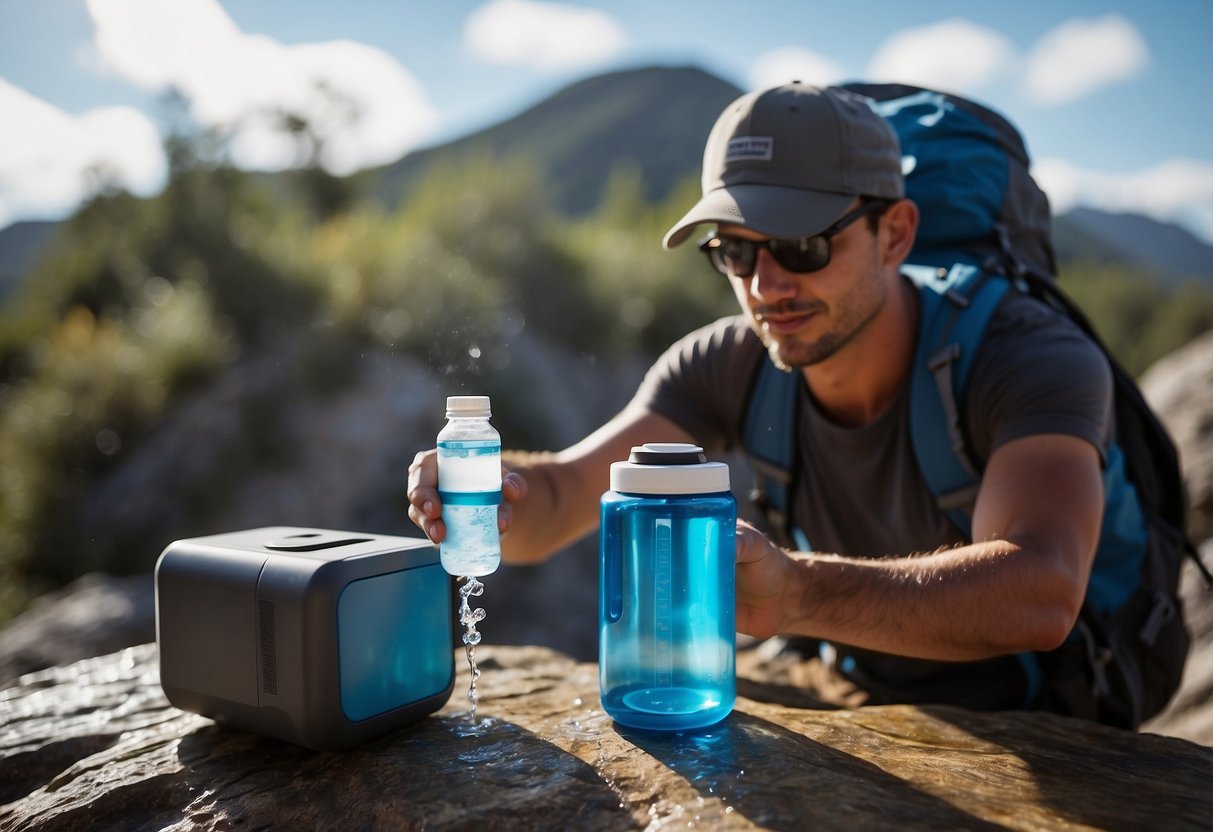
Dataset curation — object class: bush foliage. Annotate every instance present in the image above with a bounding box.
[1057,264,1213,377]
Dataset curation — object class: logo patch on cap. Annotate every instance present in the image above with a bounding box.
[726,136,774,162]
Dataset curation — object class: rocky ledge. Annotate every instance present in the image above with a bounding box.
[2,644,1210,831]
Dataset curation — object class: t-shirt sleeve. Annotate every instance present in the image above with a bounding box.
[628,315,764,453]
[964,293,1114,465]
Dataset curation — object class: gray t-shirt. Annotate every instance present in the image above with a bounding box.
[629,282,1114,707]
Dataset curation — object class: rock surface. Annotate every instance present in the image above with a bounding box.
[1140,328,1213,541]
[2,644,1210,831]
[0,574,154,688]
[1142,545,1213,744]
[1136,332,1213,745]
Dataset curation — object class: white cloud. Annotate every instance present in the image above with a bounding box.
[865,18,1015,95]
[748,48,847,91]
[1026,15,1148,106]
[1034,156,1213,243]
[464,0,626,71]
[85,0,438,175]
[0,78,165,228]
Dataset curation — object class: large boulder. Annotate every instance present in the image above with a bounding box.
[1142,542,1213,744]
[1136,331,1213,744]
[1140,328,1213,541]
[1,644,1210,830]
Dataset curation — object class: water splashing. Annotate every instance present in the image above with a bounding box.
[458,575,487,719]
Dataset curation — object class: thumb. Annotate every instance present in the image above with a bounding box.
[735,519,772,564]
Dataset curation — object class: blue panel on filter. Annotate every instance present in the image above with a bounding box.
[337,564,453,723]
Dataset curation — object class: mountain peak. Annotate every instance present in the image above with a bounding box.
[374,65,743,215]
[1055,207,1212,284]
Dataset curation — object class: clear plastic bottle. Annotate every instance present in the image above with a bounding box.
[437,395,502,577]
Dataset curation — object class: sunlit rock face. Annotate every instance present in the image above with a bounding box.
[2,644,1210,830]
[1140,329,1213,542]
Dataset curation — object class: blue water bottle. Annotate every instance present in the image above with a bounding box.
[599,443,736,731]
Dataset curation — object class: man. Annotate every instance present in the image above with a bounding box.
[407,83,1111,713]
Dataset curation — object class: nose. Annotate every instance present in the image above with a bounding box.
[747,248,798,302]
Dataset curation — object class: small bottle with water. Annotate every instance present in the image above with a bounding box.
[437,395,502,577]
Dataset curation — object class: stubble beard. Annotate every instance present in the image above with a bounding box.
[760,324,846,373]
[755,266,889,373]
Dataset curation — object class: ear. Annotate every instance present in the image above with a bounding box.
[880,199,919,267]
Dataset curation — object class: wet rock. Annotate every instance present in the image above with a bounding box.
[0,573,153,688]
[2,644,1210,831]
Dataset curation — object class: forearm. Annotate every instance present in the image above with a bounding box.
[499,406,695,565]
[772,539,1085,661]
[499,449,601,563]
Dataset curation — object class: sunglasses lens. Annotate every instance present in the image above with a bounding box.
[771,236,830,273]
[717,237,757,277]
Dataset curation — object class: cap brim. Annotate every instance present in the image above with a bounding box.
[663,185,855,249]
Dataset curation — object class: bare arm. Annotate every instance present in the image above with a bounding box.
[407,404,696,564]
[735,433,1103,660]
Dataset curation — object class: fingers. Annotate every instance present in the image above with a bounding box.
[408,452,530,543]
[497,470,527,536]
[733,519,792,639]
[407,449,444,543]
[502,470,527,502]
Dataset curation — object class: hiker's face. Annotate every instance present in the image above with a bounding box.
[723,203,887,370]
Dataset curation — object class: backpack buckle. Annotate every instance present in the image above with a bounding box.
[1077,618,1113,699]
[1138,591,1177,646]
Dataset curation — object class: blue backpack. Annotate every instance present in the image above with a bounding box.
[742,82,1211,729]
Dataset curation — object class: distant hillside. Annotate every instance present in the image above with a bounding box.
[1054,207,1212,285]
[0,221,57,301]
[370,65,743,215]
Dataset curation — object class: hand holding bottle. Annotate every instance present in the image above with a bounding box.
[406,435,525,550]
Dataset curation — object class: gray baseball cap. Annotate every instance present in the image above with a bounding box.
[663,83,904,249]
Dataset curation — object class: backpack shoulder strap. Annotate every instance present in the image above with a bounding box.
[741,265,1010,549]
[906,264,1011,535]
[741,356,809,551]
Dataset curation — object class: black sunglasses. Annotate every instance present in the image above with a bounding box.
[698,199,893,279]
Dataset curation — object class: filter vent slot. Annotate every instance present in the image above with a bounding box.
[258,599,278,695]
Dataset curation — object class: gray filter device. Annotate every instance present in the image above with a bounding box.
[155,527,454,750]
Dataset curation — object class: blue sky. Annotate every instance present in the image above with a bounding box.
[2,0,1211,242]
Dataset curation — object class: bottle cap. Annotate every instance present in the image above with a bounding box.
[609,443,730,494]
[446,395,491,418]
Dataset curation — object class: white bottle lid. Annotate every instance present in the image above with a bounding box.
[609,443,730,495]
[446,395,491,418]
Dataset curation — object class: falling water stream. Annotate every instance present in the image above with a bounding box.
[457,575,487,719]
